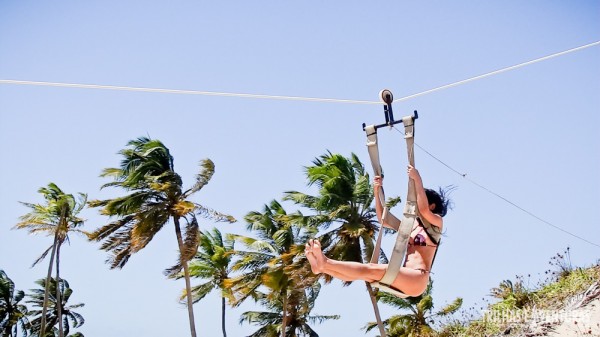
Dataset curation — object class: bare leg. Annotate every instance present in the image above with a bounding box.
[307,240,429,296]
[309,240,387,283]
[306,240,364,282]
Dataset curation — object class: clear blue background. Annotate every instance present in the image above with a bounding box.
[1,1,599,336]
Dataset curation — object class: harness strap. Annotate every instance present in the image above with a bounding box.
[364,124,390,337]
[365,125,387,265]
[365,125,382,177]
[418,217,442,245]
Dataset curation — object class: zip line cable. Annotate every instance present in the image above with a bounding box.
[393,126,600,249]
[0,41,598,104]
[393,40,600,103]
[0,79,380,105]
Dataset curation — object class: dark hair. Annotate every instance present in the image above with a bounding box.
[424,187,454,217]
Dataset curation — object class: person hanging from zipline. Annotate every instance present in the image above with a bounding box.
[305,164,450,297]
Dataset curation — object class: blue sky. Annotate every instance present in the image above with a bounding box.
[1,1,599,336]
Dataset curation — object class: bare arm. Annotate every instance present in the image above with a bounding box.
[407,165,443,230]
[373,176,401,231]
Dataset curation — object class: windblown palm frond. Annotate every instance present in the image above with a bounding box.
[183,159,215,198]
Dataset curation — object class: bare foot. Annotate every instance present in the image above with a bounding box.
[305,241,321,274]
[310,239,328,271]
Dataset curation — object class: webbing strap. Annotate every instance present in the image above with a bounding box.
[364,125,389,337]
[365,125,382,177]
[370,282,410,298]
[375,115,418,287]
[365,125,388,264]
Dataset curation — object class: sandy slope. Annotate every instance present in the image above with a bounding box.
[544,297,600,337]
[520,282,600,337]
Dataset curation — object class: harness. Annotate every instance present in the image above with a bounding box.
[362,89,440,336]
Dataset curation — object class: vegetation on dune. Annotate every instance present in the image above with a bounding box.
[438,249,600,337]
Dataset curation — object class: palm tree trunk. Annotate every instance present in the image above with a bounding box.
[366,282,387,337]
[221,296,227,337]
[40,235,59,337]
[281,292,288,337]
[55,242,64,337]
[173,217,197,337]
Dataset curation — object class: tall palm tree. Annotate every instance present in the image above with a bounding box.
[0,270,29,337]
[364,282,463,337]
[239,282,339,337]
[87,137,235,337]
[226,200,318,337]
[180,228,235,337]
[26,277,85,337]
[283,152,386,326]
[13,183,87,337]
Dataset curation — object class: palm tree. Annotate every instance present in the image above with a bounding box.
[88,137,235,337]
[180,228,235,337]
[283,152,386,326]
[0,270,29,337]
[226,200,319,337]
[239,282,339,337]
[26,277,85,337]
[13,183,87,337]
[364,282,463,337]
